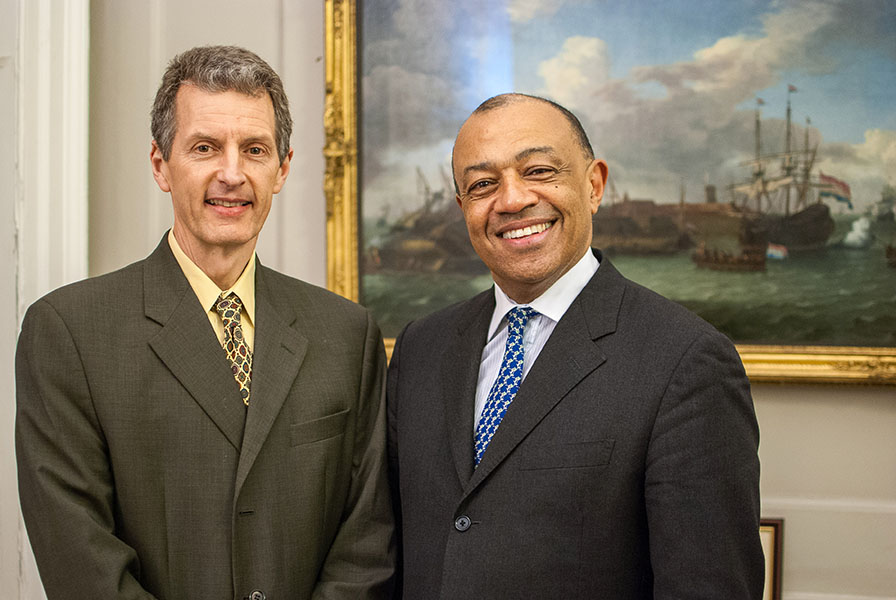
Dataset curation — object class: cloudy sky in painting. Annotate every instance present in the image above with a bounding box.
[360,0,896,217]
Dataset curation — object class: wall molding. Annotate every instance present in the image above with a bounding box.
[17,0,89,312]
[763,496,896,515]
[785,594,896,600]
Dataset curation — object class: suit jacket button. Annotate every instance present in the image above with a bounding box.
[249,591,265,600]
[454,515,472,532]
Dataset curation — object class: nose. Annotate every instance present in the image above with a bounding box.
[217,147,247,187]
[494,172,538,214]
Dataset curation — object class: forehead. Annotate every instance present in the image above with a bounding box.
[174,85,276,138]
[454,101,578,166]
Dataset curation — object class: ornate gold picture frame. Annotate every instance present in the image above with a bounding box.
[324,0,896,384]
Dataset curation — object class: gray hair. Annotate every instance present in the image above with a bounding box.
[151,45,292,163]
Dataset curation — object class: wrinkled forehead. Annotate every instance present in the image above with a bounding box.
[174,86,276,130]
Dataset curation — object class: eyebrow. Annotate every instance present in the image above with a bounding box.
[183,131,275,146]
[461,146,558,179]
[241,136,275,147]
[515,146,556,161]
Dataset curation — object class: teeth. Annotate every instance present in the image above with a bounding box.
[208,199,246,208]
[502,222,552,239]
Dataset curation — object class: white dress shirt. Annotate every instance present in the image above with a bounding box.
[473,250,600,430]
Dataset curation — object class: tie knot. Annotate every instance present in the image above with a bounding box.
[506,306,537,335]
[215,292,243,324]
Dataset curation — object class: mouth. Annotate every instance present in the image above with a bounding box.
[500,221,554,240]
[206,198,250,208]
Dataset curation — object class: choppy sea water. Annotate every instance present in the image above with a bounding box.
[611,250,895,347]
[362,247,896,346]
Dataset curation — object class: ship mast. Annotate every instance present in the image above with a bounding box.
[755,103,762,165]
[783,86,795,216]
[798,117,813,210]
[752,99,764,213]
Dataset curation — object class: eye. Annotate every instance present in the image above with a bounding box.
[195,144,212,153]
[247,146,265,156]
[465,179,497,198]
[467,179,495,195]
[526,166,557,178]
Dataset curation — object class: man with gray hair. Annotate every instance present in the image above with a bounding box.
[16,45,394,599]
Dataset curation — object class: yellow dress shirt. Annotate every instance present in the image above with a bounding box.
[167,230,256,351]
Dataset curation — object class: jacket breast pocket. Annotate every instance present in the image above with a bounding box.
[290,408,350,446]
[518,439,615,470]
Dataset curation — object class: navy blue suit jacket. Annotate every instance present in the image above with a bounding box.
[387,251,763,599]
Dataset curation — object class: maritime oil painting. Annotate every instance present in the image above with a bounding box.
[353,0,896,356]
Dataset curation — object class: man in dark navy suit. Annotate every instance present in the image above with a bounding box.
[387,93,763,599]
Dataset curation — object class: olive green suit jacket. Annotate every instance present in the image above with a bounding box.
[16,237,394,599]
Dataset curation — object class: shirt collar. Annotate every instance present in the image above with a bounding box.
[488,249,599,340]
[167,230,256,327]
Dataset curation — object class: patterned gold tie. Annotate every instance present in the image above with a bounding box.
[215,292,252,406]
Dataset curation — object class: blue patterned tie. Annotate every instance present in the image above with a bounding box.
[474,306,537,466]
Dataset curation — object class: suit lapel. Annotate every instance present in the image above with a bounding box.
[466,252,626,492]
[145,238,247,451]
[234,265,308,497]
[442,291,494,487]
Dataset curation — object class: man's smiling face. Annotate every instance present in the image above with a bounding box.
[151,84,291,265]
[453,98,607,303]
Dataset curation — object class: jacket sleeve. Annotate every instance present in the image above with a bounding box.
[645,329,765,599]
[312,310,396,599]
[385,324,411,599]
[15,299,157,599]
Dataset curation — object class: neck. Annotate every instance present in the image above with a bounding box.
[173,229,255,290]
[498,279,554,305]
[497,248,593,304]
[201,254,251,291]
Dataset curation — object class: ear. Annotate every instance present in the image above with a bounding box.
[272,147,294,194]
[150,141,171,193]
[587,159,609,214]
[455,193,463,209]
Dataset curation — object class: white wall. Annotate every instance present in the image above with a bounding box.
[754,384,896,599]
[3,2,894,599]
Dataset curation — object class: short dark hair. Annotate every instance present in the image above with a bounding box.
[472,93,594,160]
[151,45,292,163]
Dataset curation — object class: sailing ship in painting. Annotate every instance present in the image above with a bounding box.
[723,92,839,248]
[694,89,847,270]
